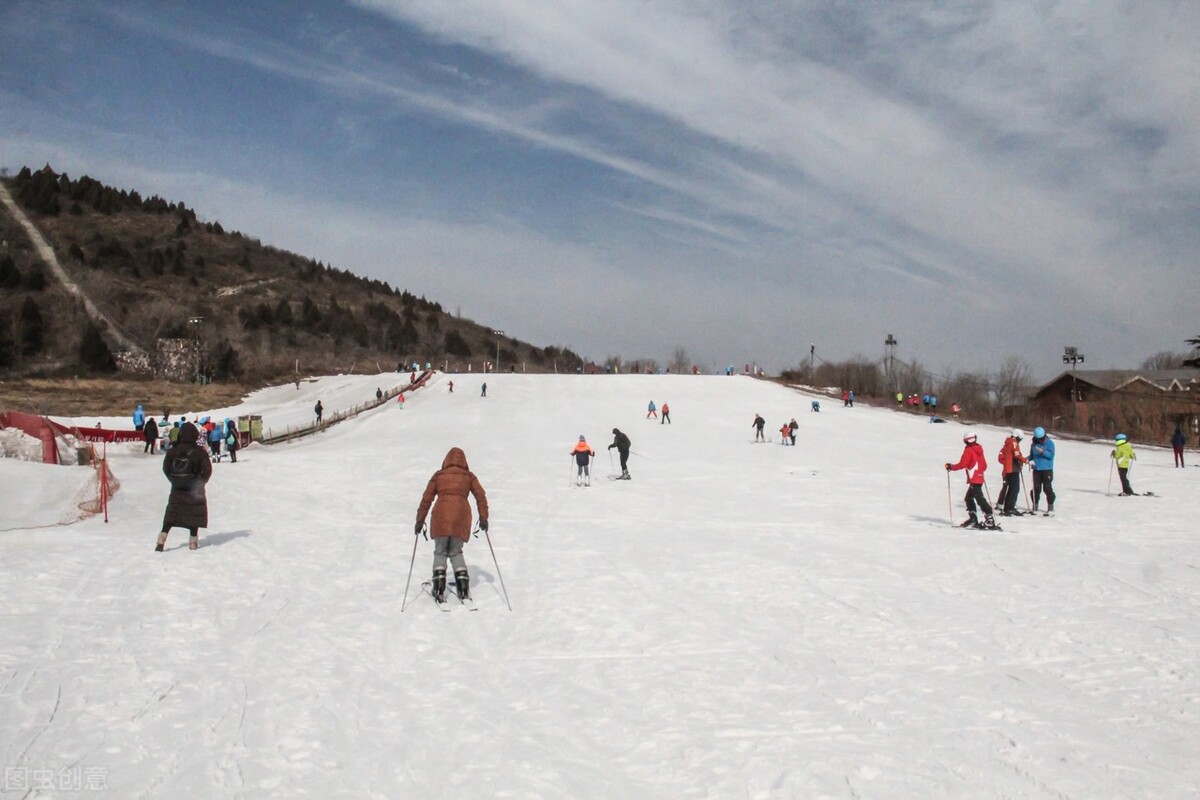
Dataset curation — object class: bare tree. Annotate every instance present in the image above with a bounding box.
[1141,350,1188,370]
[668,346,690,374]
[993,355,1034,407]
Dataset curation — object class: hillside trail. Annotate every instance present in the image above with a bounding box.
[0,181,146,355]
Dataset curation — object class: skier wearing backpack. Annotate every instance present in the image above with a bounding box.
[414,447,489,605]
[945,432,998,529]
[156,421,212,551]
[571,436,595,486]
[1028,426,1056,513]
[996,429,1028,516]
[608,428,631,479]
[224,419,239,463]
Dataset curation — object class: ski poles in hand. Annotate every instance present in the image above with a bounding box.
[1106,458,1114,496]
[400,522,425,612]
[945,467,954,526]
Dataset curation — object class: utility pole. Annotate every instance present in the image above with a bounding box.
[809,343,815,379]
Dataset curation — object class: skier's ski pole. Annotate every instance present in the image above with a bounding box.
[1106,458,1114,496]
[946,470,954,526]
[400,523,423,612]
[482,526,513,611]
[608,448,615,476]
[1019,469,1032,511]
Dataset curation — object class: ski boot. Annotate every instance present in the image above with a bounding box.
[959,512,981,529]
[1045,503,1055,516]
[454,569,470,600]
[621,470,630,480]
[188,534,199,550]
[155,532,167,552]
[983,513,1001,530]
[432,568,447,604]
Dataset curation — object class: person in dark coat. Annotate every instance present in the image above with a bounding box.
[608,428,631,479]
[415,447,489,603]
[156,421,213,551]
[1172,424,1186,468]
[143,416,159,454]
[314,400,323,424]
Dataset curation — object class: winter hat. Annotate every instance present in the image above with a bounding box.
[179,422,199,442]
[1012,428,1023,439]
[579,435,585,441]
[963,433,977,444]
[1034,426,1046,438]
[612,428,619,434]
[1115,433,1127,442]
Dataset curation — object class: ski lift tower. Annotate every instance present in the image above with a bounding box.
[885,334,899,391]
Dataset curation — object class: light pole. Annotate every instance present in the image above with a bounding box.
[885,334,898,391]
[188,316,204,383]
[492,330,504,373]
[1063,346,1085,426]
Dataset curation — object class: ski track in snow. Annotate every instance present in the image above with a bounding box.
[2,372,1199,798]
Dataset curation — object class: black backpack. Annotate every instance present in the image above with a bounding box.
[168,450,197,489]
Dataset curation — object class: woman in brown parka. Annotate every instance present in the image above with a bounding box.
[157,421,213,551]
[415,447,489,603]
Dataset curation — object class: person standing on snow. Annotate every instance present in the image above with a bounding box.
[752,413,766,441]
[945,432,997,529]
[571,435,595,486]
[133,403,145,432]
[224,419,239,463]
[646,400,657,419]
[156,421,212,552]
[314,400,323,424]
[996,429,1028,516]
[608,428,631,479]
[1171,424,1186,468]
[1028,426,1056,513]
[778,422,791,445]
[143,415,159,454]
[788,418,798,445]
[414,447,489,604]
[1112,433,1137,496]
[661,402,671,424]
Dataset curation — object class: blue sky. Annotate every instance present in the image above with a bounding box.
[2,1,1197,378]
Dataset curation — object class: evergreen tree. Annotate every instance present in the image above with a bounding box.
[18,296,44,357]
[0,255,20,289]
[79,321,116,372]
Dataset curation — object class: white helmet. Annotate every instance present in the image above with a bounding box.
[963,433,977,444]
[1012,428,1023,439]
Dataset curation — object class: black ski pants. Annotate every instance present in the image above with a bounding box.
[616,447,629,472]
[1031,469,1055,509]
[998,471,1022,512]
[964,484,992,516]
[1117,466,1134,495]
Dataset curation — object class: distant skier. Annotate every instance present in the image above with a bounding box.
[752,413,766,441]
[481,382,487,397]
[571,435,595,486]
[811,400,820,412]
[647,400,657,419]
[206,419,223,460]
[945,432,997,530]
[156,421,212,552]
[1172,424,1186,468]
[848,390,855,407]
[996,429,1028,516]
[397,392,405,410]
[143,416,159,454]
[661,402,670,424]
[376,387,383,401]
[414,447,489,605]
[314,400,323,424]
[788,418,798,445]
[448,380,454,393]
[1028,426,1056,514]
[778,422,791,445]
[224,419,239,463]
[1112,433,1137,496]
[842,390,850,407]
[133,403,145,432]
[608,428,631,479]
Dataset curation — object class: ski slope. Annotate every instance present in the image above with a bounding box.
[2,373,1198,798]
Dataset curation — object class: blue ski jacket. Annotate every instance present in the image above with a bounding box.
[1029,436,1055,471]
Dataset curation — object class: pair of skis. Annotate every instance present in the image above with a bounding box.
[420,581,476,612]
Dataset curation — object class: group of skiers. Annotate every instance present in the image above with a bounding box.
[945,427,1058,529]
[646,400,670,423]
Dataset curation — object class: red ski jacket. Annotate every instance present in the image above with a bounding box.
[998,436,1027,475]
[948,442,987,485]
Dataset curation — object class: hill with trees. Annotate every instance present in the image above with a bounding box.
[0,165,582,383]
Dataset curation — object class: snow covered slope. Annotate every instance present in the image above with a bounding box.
[2,373,1198,798]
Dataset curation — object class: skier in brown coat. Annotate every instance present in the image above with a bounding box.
[156,421,213,551]
[415,447,489,604]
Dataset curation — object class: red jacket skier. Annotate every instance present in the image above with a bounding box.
[945,432,996,528]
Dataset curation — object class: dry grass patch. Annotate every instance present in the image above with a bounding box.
[0,378,250,418]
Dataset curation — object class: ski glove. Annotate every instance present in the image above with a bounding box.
[479,520,488,533]
[414,521,423,536]
[944,463,952,471]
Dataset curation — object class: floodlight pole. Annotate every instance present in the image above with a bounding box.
[885,334,898,391]
[492,330,504,373]
[1062,346,1085,428]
